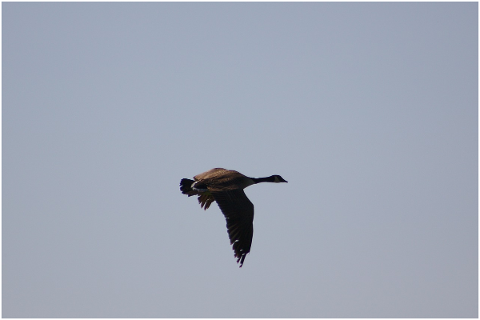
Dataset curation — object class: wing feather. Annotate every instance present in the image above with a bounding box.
[212,190,254,267]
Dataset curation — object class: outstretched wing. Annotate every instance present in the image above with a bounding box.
[211,189,254,267]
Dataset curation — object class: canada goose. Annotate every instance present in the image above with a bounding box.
[180,168,287,267]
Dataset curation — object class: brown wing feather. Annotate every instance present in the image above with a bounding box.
[197,193,215,210]
[211,190,254,267]
[193,168,229,181]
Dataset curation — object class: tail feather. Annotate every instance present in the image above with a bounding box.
[180,178,196,196]
[180,178,215,210]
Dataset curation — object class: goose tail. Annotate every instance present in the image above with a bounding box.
[180,178,196,196]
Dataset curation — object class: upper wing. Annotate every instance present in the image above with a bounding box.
[211,189,254,267]
[194,168,228,181]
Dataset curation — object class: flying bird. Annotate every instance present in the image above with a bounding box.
[180,168,287,267]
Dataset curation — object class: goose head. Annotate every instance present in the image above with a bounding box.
[272,175,288,183]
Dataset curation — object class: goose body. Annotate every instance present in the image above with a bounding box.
[180,168,287,267]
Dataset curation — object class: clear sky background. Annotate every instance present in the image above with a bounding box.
[3,2,477,318]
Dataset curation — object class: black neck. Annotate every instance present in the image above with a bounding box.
[251,176,276,184]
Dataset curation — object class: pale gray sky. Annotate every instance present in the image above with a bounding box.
[3,2,477,317]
